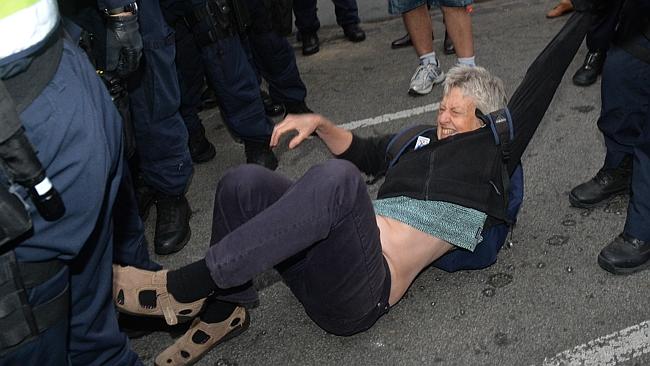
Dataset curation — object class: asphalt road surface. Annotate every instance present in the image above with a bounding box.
[130,0,650,364]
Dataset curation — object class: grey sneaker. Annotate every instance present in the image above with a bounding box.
[408,62,445,96]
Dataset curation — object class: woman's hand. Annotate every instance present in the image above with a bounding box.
[270,113,353,155]
[270,113,323,149]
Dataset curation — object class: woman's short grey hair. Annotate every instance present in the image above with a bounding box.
[443,65,507,114]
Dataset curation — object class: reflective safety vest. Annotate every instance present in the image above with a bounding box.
[0,0,59,61]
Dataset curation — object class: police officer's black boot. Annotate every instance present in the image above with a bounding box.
[134,174,156,221]
[244,139,278,171]
[569,156,632,208]
[284,101,313,115]
[598,233,650,274]
[189,125,216,164]
[298,32,319,56]
[154,193,191,255]
[342,23,366,42]
[572,50,605,87]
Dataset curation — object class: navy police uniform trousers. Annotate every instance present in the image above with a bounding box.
[129,0,192,195]
[585,0,623,52]
[599,37,650,241]
[293,0,360,34]
[164,0,275,143]
[1,39,142,365]
[172,16,306,139]
[246,0,308,106]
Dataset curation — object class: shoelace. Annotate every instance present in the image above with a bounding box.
[584,52,601,69]
[413,64,438,82]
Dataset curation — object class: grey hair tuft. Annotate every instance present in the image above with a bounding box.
[442,65,507,114]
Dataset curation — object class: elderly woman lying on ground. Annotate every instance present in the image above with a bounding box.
[112,9,596,366]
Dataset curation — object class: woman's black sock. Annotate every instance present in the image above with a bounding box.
[167,259,219,303]
[199,300,238,324]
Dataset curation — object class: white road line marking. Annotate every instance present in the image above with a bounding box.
[340,102,440,131]
[541,320,650,366]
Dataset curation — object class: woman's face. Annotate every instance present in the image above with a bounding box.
[436,87,483,140]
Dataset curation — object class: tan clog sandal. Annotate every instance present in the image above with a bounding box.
[112,265,206,325]
[155,306,250,366]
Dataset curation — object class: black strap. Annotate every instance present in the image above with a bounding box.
[18,260,64,290]
[0,252,68,354]
[0,284,68,354]
[3,29,63,114]
[385,124,437,169]
[478,108,515,223]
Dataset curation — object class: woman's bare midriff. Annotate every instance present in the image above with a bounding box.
[375,215,454,306]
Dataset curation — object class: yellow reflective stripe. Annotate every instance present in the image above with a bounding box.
[0,0,41,19]
[0,0,58,59]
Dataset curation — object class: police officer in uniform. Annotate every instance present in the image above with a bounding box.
[62,0,195,255]
[166,0,311,166]
[123,0,194,255]
[161,0,291,170]
[293,0,366,55]
[0,0,144,364]
[246,0,312,115]
[569,0,650,274]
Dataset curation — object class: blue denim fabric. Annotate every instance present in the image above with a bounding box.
[388,0,473,16]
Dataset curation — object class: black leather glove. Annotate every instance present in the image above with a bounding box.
[106,13,143,77]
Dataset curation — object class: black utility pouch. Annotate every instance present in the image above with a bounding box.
[0,251,36,355]
[0,186,31,249]
[0,251,68,356]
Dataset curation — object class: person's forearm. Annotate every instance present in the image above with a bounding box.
[315,116,354,155]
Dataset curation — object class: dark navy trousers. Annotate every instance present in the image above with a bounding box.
[3,39,141,366]
[172,19,207,137]
[165,0,306,139]
[293,0,361,34]
[247,31,307,105]
[598,40,650,241]
[128,0,192,195]
[585,0,623,52]
[245,0,307,105]
[205,161,391,336]
[172,10,272,142]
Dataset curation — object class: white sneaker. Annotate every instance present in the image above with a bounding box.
[408,62,446,96]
